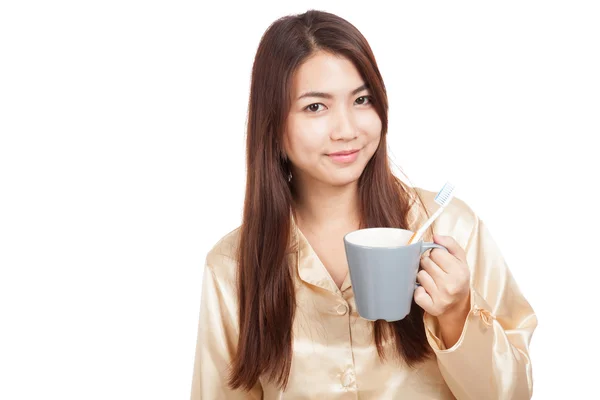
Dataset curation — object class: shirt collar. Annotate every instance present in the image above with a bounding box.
[289,213,352,295]
[287,187,427,295]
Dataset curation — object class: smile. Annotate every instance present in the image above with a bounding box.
[327,149,360,164]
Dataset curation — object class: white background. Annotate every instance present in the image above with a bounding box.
[1,1,598,399]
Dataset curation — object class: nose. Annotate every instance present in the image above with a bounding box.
[330,107,358,141]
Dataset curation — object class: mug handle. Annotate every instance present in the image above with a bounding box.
[415,242,448,288]
[420,242,448,255]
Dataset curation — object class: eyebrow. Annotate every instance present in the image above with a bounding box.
[296,83,370,101]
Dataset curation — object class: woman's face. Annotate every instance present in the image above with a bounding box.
[284,51,382,188]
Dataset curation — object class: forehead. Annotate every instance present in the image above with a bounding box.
[291,51,364,97]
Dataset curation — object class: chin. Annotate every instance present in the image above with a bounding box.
[326,168,365,187]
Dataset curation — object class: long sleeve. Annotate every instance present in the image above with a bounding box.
[190,260,263,400]
[423,217,538,400]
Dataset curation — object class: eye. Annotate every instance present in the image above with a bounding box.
[305,103,326,113]
[355,95,373,105]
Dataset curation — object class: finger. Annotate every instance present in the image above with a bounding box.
[429,248,462,274]
[420,255,446,281]
[417,269,439,295]
[433,234,467,264]
[414,285,434,312]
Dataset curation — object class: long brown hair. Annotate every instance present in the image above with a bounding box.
[230,9,433,391]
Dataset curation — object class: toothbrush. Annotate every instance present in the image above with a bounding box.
[407,182,456,245]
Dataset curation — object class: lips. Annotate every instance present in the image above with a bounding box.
[328,149,359,156]
[327,148,361,164]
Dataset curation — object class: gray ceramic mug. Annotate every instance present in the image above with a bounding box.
[343,227,448,322]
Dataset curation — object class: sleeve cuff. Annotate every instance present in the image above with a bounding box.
[423,287,496,353]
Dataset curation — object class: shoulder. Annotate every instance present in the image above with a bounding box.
[204,226,242,286]
[412,186,479,248]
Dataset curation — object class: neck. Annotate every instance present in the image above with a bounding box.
[292,176,361,232]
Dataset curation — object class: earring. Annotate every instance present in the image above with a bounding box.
[282,154,292,182]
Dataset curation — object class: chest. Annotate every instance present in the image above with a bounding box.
[260,288,453,399]
[303,232,349,289]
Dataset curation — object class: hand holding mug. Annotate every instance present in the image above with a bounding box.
[414,234,471,346]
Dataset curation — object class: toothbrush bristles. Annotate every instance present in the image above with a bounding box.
[434,182,455,206]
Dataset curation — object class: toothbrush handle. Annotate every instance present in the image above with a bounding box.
[410,207,444,243]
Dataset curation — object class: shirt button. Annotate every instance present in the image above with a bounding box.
[336,303,348,315]
[341,369,355,387]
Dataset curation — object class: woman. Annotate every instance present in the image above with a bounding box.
[191,9,537,399]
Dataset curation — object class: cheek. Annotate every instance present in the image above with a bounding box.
[357,111,382,140]
[286,117,330,154]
